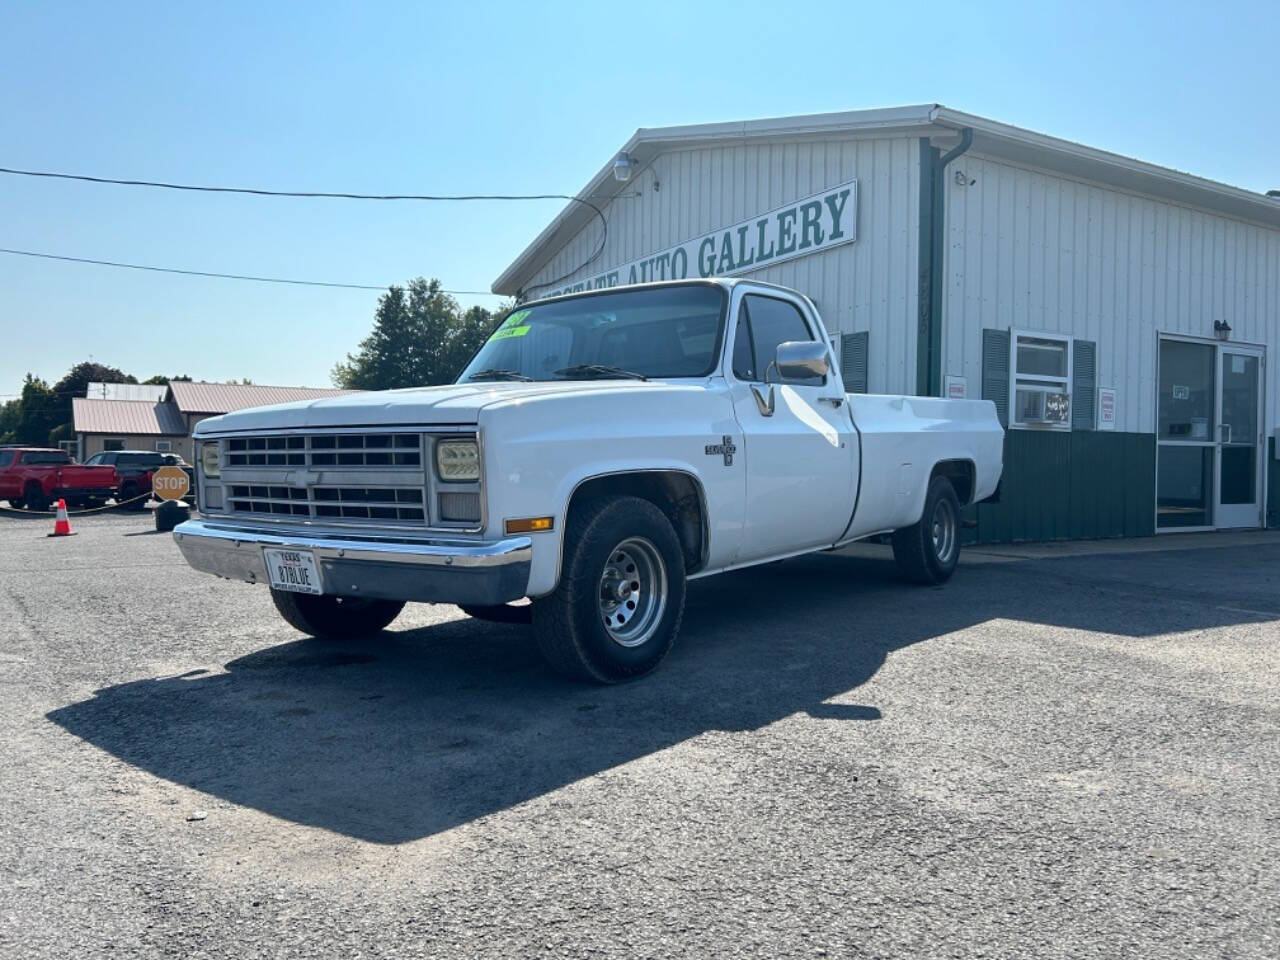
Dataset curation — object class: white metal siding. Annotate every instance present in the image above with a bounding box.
[523,137,921,395]
[943,154,1280,433]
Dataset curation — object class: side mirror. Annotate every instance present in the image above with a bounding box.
[774,340,830,381]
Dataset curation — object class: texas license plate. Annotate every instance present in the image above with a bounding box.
[263,548,322,594]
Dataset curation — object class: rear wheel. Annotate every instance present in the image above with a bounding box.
[271,590,405,639]
[892,476,961,585]
[24,483,48,512]
[119,481,146,511]
[7,498,24,510]
[531,496,686,683]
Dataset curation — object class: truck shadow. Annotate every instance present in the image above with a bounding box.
[46,543,1280,845]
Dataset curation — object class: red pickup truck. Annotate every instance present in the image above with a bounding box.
[0,447,119,511]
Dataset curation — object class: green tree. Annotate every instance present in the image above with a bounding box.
[3,375,61,445]
[333,278,507,390]
[142,374,192,385]
[50,361,137,444]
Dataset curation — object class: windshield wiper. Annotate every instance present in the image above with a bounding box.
[553,364,649,381]
[466,368,533,382]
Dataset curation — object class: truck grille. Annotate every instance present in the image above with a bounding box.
[207,430,483,531]
[225,433,422,468]
[227,485,427,523]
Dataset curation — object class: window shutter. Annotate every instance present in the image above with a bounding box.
[840,331,869,394]
[1072,339,1097,430]
[981,328,1010,427]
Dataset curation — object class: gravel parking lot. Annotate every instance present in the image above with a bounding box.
[1,511,1278,958]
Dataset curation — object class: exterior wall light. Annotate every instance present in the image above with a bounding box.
[1214,320,1232,341]
[613,153,635,182]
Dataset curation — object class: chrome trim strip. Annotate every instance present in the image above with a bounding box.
[173,519,528,569]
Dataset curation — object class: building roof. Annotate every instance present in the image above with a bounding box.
[166,381,353,415]
[72,398,188,436]
[84,382,169,402]
[492,104,1280,295]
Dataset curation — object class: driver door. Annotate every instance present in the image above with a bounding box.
[726,290,857,562]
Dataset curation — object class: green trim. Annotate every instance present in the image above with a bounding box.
[915,139,936,396]
[916,130,972,397]
[1268,437,1279,529]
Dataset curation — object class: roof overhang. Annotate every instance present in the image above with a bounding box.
[492,104,1280,296]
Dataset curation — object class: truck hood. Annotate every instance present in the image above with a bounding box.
[194,380,703,435]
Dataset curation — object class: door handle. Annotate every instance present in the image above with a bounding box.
[818,396,845,407]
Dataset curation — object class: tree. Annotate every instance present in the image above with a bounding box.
[57,362,136,402]
[333,278,507,390]
[0,375,61,445]
[143,374,192,385]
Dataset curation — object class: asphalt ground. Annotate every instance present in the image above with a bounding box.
[1,511,1277,959]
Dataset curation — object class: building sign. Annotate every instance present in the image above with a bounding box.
[540,180,857,298]
[945,375,967,400]
[1098,387,1116,430]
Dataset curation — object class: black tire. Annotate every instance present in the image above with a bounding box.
[7,498,24,510]
[459,602,533,625]
[531,496,686,684]
[24,484,48,513]
[270,590,405,640]
[892,475,961,585]
[119,481,146,512]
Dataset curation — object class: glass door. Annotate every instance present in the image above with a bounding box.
[1157,339,1216,529]
[1215,346,1264,528]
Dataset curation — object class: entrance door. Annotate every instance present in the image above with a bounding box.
[1156,337,1265,531]
[1215,345,1264,528]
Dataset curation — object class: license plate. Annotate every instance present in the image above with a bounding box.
[263,548,323,594]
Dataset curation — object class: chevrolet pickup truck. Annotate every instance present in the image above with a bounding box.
[0,447,119,511]
[174,279,1003,682]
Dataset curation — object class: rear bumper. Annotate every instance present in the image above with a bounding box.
[172,518,532,606]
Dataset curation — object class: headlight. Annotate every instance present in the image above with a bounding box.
[200,442,221,479]
[436,439,479,482]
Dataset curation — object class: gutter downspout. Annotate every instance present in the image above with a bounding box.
[916,126,973,396]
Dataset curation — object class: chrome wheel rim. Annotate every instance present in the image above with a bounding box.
[598,537,667,648]
[931,497,957,565]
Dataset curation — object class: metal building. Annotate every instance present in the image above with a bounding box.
[492,105,1280,542]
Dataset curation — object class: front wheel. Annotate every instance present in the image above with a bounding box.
[531,496,686,683]
[892,476,961,585]
[271,590,405,639]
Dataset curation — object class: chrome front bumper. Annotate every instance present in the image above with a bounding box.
[172,519,531,605]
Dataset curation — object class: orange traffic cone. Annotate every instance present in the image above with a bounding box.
[48,499,75,537]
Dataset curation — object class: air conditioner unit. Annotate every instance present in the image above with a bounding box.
[1016,387,1070,424]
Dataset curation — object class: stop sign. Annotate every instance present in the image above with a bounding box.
[151,465,191,501]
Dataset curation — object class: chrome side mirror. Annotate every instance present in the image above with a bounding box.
[775,340,830,380]
[749,341,829,417]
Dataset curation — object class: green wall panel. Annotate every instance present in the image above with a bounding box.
[970,431,1155,544]
[1267,438,1280,529]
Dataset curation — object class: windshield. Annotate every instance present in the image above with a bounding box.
[458,284,726,383]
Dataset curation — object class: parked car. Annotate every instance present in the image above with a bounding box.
[0,447,119,511]
[82,450,195,509]
[174,279,1004,682]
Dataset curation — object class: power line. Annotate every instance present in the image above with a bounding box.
[0,163,609,294]
[0,246,499,295]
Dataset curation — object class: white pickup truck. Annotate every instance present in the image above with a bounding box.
[175,279,1003,682]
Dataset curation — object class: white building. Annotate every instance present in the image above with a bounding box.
[492,105,1280,542]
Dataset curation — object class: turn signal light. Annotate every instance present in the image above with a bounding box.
[505,516,554,535]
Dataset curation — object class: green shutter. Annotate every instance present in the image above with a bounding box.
[981,328,1010,427]
[840,331,869,393]
[1072,339,1097,431]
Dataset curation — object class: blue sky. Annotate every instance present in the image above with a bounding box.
[1,0,1275,398]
